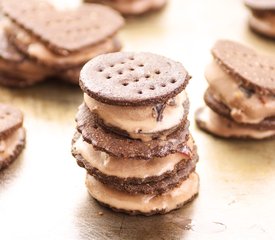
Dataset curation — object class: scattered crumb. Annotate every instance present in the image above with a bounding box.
[98,211,104,216]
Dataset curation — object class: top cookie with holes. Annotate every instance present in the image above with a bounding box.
[80,52,190,106]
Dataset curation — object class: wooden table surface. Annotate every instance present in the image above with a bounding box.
[0,0,275,239]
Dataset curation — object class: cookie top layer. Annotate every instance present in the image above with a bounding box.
[0,104,23,139]
[212,40,275,95]
[76,104,190,159]
[244,0,275,10]
[80,52,190,106]
[1,0,124,55]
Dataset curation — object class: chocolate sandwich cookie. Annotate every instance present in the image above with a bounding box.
[1,0,124,74]
[0,104,26,170]
[196,40,275,139]
[80,52,190,141]
[85,0,167,16]
[244,0,275,38]
[85,172,199,216]
[0,20,51,87]
[72,132,198,194]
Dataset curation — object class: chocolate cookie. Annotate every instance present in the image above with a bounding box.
[85,172,199,216]
[212,40,275,95]
[195,106,275,139]
[80,52,191,106]
[76,104,190,159]
[0,104,26,170]
[204,88,275,130]
[244,0,275,10]
[1,0,124,54]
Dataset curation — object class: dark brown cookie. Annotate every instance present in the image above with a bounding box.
[204,88,275,130]
[0,104,23,139]
[195,106,275,139]
[80,52,191,106]
[76,104,190,159]
[1,0,124,55]
[0,127,25,170]
[244,0,275,10]
[74,152,197,195]
[212,40,275,95]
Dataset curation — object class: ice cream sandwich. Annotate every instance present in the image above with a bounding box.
[0,0,124,85]
[196,40,275,139]
[0,104,26,170]
[72,52,199,215]
[244,0,275,38]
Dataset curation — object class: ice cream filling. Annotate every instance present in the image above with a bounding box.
[84,91,187,141]
[198,107,275,139]
[73,135,194,179]
[97,0,166,15]
[205,60,275,124]
[85,172,199,213]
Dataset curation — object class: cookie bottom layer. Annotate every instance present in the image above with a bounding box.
[249,14,275,38]
[85,172,199,215]
[195,107,275,139]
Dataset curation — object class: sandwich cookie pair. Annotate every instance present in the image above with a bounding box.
[0,104,26,170]
[72,52,199,215]
[85,0,167,16]
[196,40,275,139]
[245,0,275,39]
[0,0,124,87]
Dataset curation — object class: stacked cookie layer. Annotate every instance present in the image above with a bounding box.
[0,0,124,87]
[85,0,167,15]
[72,52,199,215]
[245,0,275,39]
[196,40,275,139]
[0,104,25,170]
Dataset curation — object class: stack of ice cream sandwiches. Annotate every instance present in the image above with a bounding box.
[196,40,275,139]
[0,0,124,87]
[72,52,199,215]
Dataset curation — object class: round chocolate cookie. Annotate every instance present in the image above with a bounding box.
[80,52,191,106]
[76,104,190,159]
[204,88,275,130]
[212,40,275,95]
[195,106,275,139]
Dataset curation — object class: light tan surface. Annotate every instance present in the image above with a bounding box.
[0,0,275,239]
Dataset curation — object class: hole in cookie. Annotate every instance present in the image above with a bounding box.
[149,86,155,90]
[93,125,98,129]
[271,78,274,82]
[106,75,112,79]
[5,112,10,116]
[270,66,274,71]
[138,90,143,94]
[129,68,135,71]
[110,64,114,67]
[155,70,161,75]
[243,53,247,57]
[134,79,139,82]
[122,83,129,86]
[129,57,135,61]
[118,70,123,75]
[161,84,166,87]
[259,64,264,68]
[98,68,104,72]
[170,78,176,84]
[121,61,125,64]
[138,64,144,67]
[145,74,150,79]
